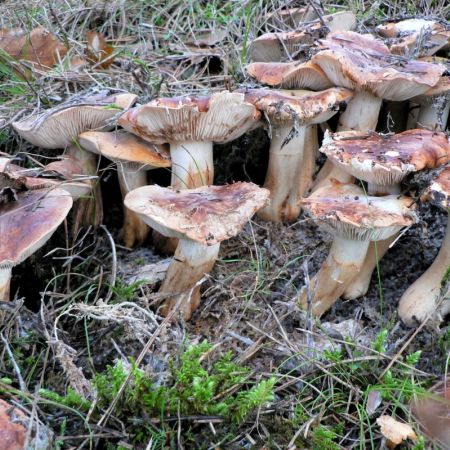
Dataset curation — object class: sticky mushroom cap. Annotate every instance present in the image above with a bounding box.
[0,189,73,269]
[78,131,171,168]
[312,31,446,101]
[301,181,417,241]
[124,183,269,245]
[320,129,450,185]
[12,92,137,149]
[118,91,260,145]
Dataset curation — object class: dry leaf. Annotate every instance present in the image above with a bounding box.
[366,390,382,416]
[377,415,417,449]
[86,31,114,68]
[0,27,67,71]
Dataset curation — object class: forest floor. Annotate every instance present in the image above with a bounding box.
[1,0,450,449]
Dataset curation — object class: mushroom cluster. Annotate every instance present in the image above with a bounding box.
[3,13,450,325]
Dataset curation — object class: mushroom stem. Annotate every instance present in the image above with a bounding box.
[298,125,318,197]
[159,240,220,320]
[298,237,370,316]
[170,141,214,189]
[417,102,450,130]
[398,217,450,325]
[117,164,149,248]
[257,123,307,222]
[0,267,11,301]
[313,92,383,191]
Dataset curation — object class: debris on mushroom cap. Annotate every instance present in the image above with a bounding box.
[246,61,332,90]
[422,166,450,209]
[241,87,353,125]
[320,129,450,185]
[118,91,261,145]
[78,131,171,167]
[124,183,269,245]
[0,189,73,268]
[0,399,27,450]
[312,31,446,101]
[12,92,137,149]
[300,181,417,241]
[377,19,440,38]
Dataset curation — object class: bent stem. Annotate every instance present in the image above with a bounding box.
[170,141,214,189]
[117,164,149,248]
[258,123,307,222]
[298,237,370,316]
[159,239,220,320]
[398,217,450,325]
[312,91,383,191]
[0,267,12,301]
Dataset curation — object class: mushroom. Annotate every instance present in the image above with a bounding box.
[124,182,269,320]
[246,60,332,90]
[398,167,450,325]
[249,11,356,62]
[311,31,446,188]
[319,129,450,300]
[12,91,137,226]
[0,188,73,301]
[118,91,260,190]
[78,130,171,247]
[297,181,417,316]
[266,5,317,30]
[241,87,353,221]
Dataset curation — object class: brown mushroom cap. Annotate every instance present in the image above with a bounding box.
[78,131,171,167]
[266,5,317,29]
[422,167,450,209]
[312,31,446,101]
[0,399,27,450]
[301,181,417,240]
[12,92,137,149]
[241,87,353,125]
[118,91,260,145]
[246,61,332,90]
[124,183,269,245]
[320,129,450,185]
[0,189,73,269]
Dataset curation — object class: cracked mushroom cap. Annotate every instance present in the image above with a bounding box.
[246,61,332,90]
[0,189,73,270]
[78,131,171,168]
[422,167,450,209]
[249,11,356,62]
[0,399,27,450]
[118,91,260,145]
[320,129,450,185]
[124,183,269,245]
[241,87,353,125]
[12,92,137,149]
[301,181,417,241]
[312,31,446,101]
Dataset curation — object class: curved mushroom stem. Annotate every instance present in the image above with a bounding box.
[67,146,103,230]
[117,164,149,248]
[298,237,370,316]
[312,92,383,192]
[398,218,450,326]
[159,240,220,320]
[0,267,12,301]
[417,102,450,131]
[171,141,214,189]
[257,124,307,222]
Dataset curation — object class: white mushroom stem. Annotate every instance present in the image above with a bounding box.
[0,267,12,301]
[159,239,220,320]
[298,237,370,316]
[417,102,450,130]
[170,141,214,189]
[398,218,450,325]
[117,164,149,248]
[313,92,383,191]
[257,123,307,222]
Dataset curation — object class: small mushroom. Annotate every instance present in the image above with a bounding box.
[78,130,171,247]
[297,181,417,316]
[0,188,73,301]
[124,182,269,320]
[398,167,450,325]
